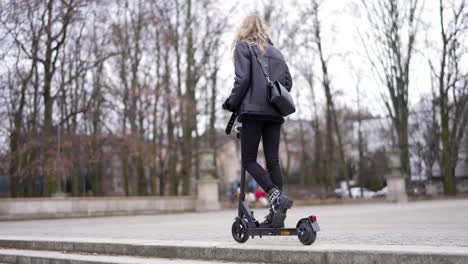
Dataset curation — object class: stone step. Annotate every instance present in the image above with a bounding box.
[0,236,467,264]
[0,248,250,264]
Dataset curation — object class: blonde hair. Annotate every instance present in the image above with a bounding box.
[232,15,269,56]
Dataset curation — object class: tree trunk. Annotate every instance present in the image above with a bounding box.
[208,68,218,178]
[181,0,195,195]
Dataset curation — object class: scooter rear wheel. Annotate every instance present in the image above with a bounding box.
[297,221,317,245]
[231,218,249,243]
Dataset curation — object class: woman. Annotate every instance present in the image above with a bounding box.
[222,15,293,228]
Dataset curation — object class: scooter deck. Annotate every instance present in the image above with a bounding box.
[248,227,299,236]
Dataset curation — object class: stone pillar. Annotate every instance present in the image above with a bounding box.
[196,148,220,211]
[425,181,442,196]
[385,149,408,203]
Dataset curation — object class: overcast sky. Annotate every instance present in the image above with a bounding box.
[216,0,465,123]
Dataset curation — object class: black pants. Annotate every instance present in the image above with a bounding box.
[241,119,283,193]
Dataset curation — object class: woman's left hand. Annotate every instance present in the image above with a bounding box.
[222,98,232,111]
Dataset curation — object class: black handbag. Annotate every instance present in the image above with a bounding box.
[249,43,296,117]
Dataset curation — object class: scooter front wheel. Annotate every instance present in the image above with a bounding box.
[231,218,249,243]
[297,221,317,245]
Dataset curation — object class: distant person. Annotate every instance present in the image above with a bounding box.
[235,182,240,201]
[222,15,293,228]
[247,177,257,193]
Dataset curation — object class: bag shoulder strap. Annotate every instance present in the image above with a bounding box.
[247,43,273,86]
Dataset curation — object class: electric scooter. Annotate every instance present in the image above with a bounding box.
[225,112,320,245]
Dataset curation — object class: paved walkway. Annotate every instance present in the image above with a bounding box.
[1,198,467,247]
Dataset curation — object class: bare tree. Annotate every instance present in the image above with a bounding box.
[1,0,80,196]
[201,1,232,179]
[429,0,468,195]
[0,1,44,196]
[360,0,422,184]
[0,0,264,198]
[309,0,352,195]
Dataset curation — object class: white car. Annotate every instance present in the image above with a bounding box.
[336,187,381,198]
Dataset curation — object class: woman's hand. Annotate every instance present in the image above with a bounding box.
[222,98,232,111]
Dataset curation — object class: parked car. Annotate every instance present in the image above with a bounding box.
[335,186,387,199]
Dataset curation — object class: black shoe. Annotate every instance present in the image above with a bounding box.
[259,207,274,228]
[259,206,286,228]
[267,189,293,228]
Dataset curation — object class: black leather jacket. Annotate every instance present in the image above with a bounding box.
[224,40,293,123]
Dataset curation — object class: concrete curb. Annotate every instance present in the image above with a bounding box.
[0,248,246,264]
[0,237,467,264]
[0,250,107,264]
